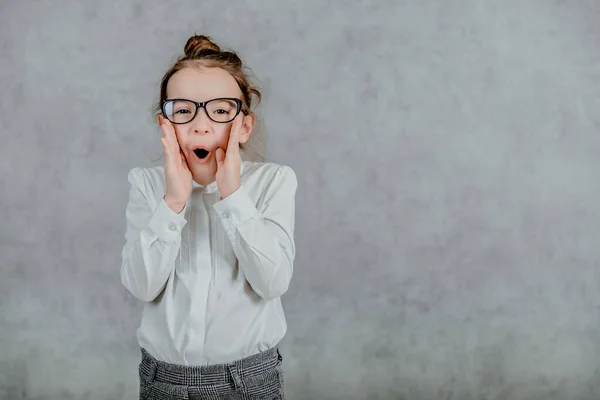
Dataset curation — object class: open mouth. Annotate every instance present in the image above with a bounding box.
[193,148,210,160]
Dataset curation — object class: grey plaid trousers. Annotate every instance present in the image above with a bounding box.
[138,347,285,400]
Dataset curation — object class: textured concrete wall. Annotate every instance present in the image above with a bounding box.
[2,1,600,399]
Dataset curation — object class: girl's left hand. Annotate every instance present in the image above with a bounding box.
[215,115,243,199]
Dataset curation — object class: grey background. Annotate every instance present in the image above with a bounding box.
[2,1,600,399]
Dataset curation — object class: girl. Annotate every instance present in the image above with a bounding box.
[120,34,297,400]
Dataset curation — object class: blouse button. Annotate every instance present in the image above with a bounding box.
[168,222,177,231]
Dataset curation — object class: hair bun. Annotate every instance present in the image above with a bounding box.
[184,35,221,56]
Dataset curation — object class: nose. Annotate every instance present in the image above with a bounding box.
[190,107,212,134]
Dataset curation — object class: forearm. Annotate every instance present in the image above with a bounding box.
[214,167,296,300]
[121,198,187,302]
[121,238,184,303]
[230,221,294,300]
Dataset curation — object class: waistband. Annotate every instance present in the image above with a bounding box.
[139,347,281,387]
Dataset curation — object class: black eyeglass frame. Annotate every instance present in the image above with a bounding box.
[161,97,248,125]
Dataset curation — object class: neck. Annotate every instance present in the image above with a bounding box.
[193,175,216,186]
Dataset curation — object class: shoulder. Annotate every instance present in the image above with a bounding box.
[127,166,166,198]
[242,161,297,190]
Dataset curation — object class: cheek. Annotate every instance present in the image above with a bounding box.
[172,128,188,147]
[214,126,231,147]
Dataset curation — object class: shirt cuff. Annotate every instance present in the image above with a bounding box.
[147,198,188,242]
[213,185,260,231]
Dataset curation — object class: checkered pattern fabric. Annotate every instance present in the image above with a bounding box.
[138,347,285,400]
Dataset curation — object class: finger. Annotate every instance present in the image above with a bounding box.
[180,150,189,168]
[226,116,242,157]
[160,119,180,155]
[215,147,225,168]
[161,137,176,166]
[158,116,173,142]
[159,117,167,140]
[161,120,176,144]
[161,137,176,167]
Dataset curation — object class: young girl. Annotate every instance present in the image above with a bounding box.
[120,34,297,400]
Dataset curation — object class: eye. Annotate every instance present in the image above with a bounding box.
[175,108,191,114]
[213,108,231,115]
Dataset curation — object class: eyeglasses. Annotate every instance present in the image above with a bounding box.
[161,98,246,124]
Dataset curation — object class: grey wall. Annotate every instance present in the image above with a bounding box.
[2,1,600,399]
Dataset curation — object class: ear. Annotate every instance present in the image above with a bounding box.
[238,113,254,144]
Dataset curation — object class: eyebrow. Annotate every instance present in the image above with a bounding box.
[165,97,241,102]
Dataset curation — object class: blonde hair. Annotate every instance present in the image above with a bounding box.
[153,35,267,162]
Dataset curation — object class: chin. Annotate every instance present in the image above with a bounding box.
[191,166,217,186]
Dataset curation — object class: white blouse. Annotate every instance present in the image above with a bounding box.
[120,161,297,366]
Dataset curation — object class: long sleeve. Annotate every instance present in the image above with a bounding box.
[120,168,188,302]
[213,165,297,300]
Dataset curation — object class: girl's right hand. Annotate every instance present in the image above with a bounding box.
[159,116,192,213]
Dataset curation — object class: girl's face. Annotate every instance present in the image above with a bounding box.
[164,66,254,186]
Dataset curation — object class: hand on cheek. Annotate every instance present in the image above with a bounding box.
[215,116,243,199]
[159,116,192,212]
